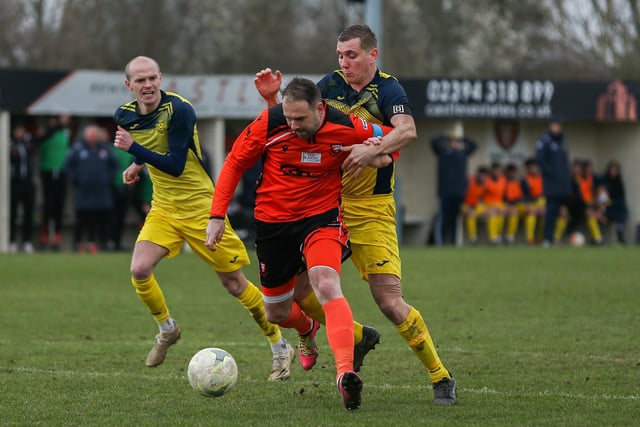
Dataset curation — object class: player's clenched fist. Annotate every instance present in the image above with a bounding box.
[114,125,135,151]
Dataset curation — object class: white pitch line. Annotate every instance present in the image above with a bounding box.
[2,366,638,401]
[33,340,637,365]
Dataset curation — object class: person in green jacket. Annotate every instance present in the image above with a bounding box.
[109,142,152,251]
[37,115,71,250]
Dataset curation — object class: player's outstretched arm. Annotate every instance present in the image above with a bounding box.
[255,68,282,107]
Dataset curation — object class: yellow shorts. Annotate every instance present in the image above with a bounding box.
[462,203,486,216]
[527,197,546,210]
[506,202,527,215]
[137,207,250,273]
[342,195,401,281]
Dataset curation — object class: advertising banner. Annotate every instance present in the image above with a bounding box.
[402,78,639,122]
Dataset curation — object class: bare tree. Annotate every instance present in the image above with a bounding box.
[0,0,638,80]
[549,0,640,79]
[0,0,29,66]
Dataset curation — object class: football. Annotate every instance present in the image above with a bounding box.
[569,231,586,247]
[187,347,238,397]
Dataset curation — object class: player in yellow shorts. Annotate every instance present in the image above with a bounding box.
[255,25,456,405]
[343,196,400,278]
[113,56,294,381]
[503,163,527,244]
[483,162,507,244]
[462,166,488,245]
[521,158,546,244]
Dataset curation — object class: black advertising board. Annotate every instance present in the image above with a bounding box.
[0,69,69,112]
[402,78,639,122]
[1,68,639,123]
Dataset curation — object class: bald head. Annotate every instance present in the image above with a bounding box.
[125,56,160,80]
[124,56,163,114]
[83,124,102,146]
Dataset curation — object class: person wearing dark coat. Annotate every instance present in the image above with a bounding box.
[431,131,477,246]
[535,119,572,246]
[64,124,119,252]
[9,124,37,253]
[601,160,628,244]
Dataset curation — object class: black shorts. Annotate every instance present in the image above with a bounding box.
[255,208,351,288]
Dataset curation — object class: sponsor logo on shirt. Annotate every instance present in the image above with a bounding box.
[301,152,321,163]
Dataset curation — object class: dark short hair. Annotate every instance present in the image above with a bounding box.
[549,115,563,125]
[282,77,321,106]
[338,24,377,51]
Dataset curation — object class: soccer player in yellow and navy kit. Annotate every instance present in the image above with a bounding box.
[113,56,294,380]
[255,25,456,405]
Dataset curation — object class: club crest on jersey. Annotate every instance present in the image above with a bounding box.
[156,121,168,134]
[301,152,321,164]
[330,144,342,155]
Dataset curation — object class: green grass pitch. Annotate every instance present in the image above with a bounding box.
[1,246,639,426]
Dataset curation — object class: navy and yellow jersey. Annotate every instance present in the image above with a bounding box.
[114,90,213,219]
[316,70,413,197]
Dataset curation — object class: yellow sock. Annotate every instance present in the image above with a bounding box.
[298,292,326,324]
[507,214,519,239]
[396,307,450,383]
[236,282,282,345]
[554,217,567,242]
[497,215,505,236]
[525,214,536,242]
[587,217,602,242]
[299,292,364,345]
[132,274,169,323]
[466,216,477,241]
[487,215,498,241]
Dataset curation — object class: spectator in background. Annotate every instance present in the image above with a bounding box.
[462,165,488,245]
[575,159,604,244]
[565,159,585,239]
[36,115,71,251]
[9,124,37,253]
[503,163,525,244]
[430,127,477,246]
[601,160,628,244]
[109,128,135,251]
[108,126,152,252]
[64,124,119,253]
[483,162,507,245]
[535,118,572,247]
[520,158,545,245]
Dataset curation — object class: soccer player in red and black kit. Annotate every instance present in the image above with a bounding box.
[206,77,394,410]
